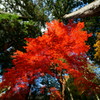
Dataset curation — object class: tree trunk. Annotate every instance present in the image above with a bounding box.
[67,87,74,100]
[59,75,69,100]
[63,0,100,19]
[61,80,66,100]
[95,93,100,100]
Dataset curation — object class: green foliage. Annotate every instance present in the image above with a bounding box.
[0,13,42,73]
[0,13,42,52]
[82,16,100,63]
[37,0,82,22]
[1,0,49,24]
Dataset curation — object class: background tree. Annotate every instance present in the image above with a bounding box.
[1,0,48,24]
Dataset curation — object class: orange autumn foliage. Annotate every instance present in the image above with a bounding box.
[0,20,99,100]
[94,32,100,61]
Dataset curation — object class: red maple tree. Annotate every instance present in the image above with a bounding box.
[0,20,99,100]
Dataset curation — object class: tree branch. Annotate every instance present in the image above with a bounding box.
[63,0,100,19]
[0,11,37,21]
